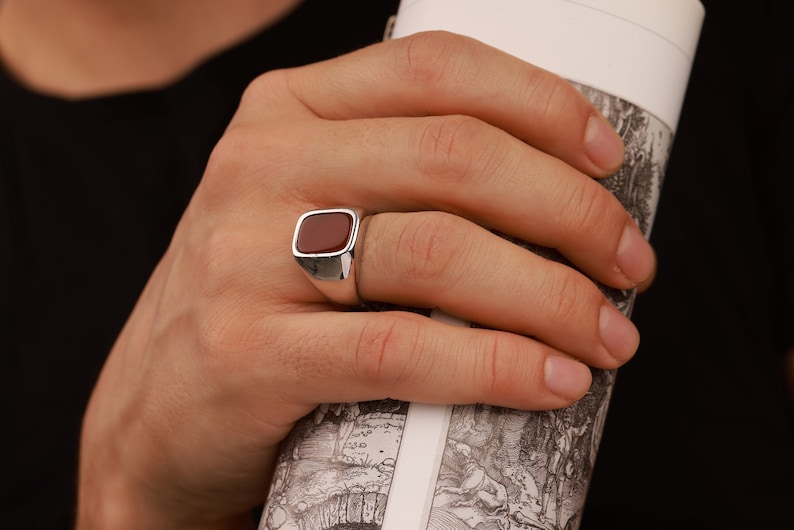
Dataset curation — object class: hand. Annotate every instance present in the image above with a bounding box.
[76,31,654,529]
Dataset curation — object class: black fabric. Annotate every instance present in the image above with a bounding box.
[583,1,794,528]
[1,0,792,529]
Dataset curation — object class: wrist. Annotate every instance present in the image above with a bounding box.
[76,398,255,530]
[76,469,255,530]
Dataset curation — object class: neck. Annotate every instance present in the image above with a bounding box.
[0,0,302,99]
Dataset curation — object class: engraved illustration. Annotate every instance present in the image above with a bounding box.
[427,372,612,530]
[260,399,410,529]
[424,84,673,530]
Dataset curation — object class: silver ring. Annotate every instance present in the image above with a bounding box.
[292,208,362,306]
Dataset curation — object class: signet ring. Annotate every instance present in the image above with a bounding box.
[292,208,362,307]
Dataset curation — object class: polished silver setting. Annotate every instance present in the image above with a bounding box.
[292,208,361,306]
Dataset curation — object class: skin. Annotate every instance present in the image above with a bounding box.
[0,0,303,98]
[0,1,665,528]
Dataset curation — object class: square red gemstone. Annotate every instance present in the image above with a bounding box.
[296,211,354,254]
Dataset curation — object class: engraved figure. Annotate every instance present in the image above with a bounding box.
[539,410,590,528]
[436,441,510,516]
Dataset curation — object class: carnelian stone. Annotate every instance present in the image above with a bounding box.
[296,211,353,254]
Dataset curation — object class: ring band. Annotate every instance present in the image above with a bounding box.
[292,208,362,306]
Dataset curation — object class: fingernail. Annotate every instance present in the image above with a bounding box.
[599,302,640,363]
[544,356,592,400]
[584,115,625,173]
[616,221,655,285]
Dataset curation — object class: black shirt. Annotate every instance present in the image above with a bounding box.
[2,0,792,528]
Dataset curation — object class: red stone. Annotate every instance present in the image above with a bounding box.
[296,211,353,254]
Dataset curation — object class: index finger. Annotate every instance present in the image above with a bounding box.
[282,30,624,177]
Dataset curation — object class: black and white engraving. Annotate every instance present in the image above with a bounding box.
[260,399,410,529]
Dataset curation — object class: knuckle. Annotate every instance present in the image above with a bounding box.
[239,69,291,109]
[200,124,300,210]
[198,316,283,381]
[477,334,503,397]
[521,71,580,125]
[415,114,496,184]
[199,126,261,210]
[394,212,467,286]
[556,178,617,239]
[352,314,425,389]
[475,333,525,398]
[544,269,598,325]
[200,71,305,209]
[203,127,245,184]
[394,31,474,88]
[206,73,290,183]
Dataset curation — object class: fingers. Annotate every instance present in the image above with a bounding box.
[253,114,653,290]
[635,245,658,293]
[356,212,639,367]
[216,31,652,289]
[187,30,651,400]
[262,311,593,412]
[251,30,625,177]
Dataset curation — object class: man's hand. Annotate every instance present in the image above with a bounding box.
[77,31,654,529]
